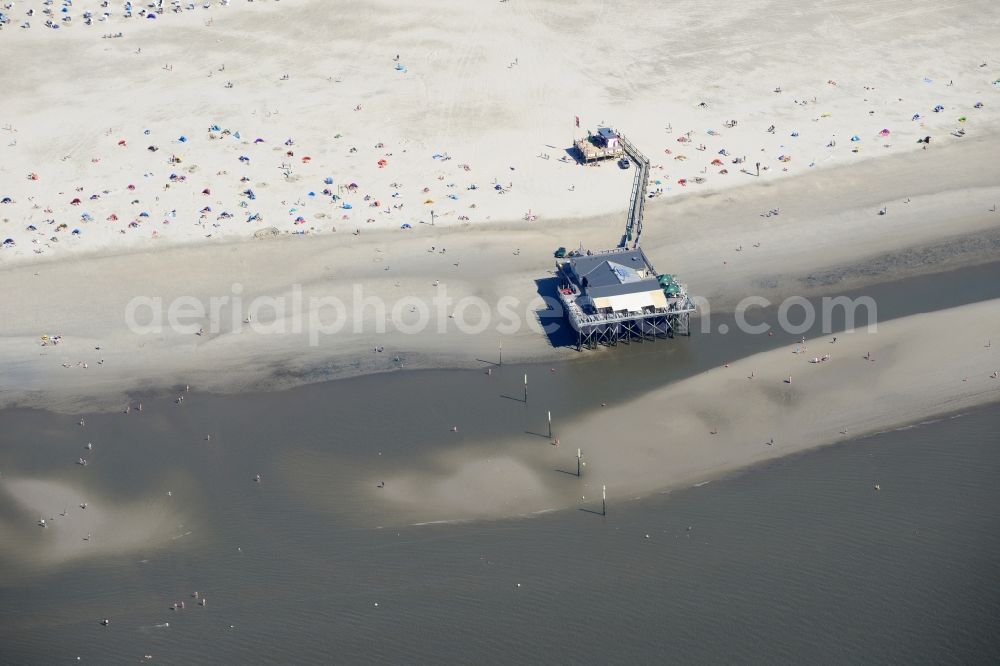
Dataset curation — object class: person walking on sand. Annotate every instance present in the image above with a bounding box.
[755,161,760,176]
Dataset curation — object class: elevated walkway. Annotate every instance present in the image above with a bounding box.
[618,134,649,248]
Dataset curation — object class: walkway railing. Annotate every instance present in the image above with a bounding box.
[618,134,650,247]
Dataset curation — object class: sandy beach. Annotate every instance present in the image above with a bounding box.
[2,0,999,263]
[1,130,998,412]
[3,5,1000,662]
[0,0,998,537]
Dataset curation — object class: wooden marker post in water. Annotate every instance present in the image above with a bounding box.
[523,373,528,403]
[577,448,582,477]
[498,338,502,367]
[602,484,607,516]
[547,410,552,438]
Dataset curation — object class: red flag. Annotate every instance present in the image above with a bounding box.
[575,115,580,128]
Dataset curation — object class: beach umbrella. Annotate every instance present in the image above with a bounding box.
[178,135,188,142]
[850,135,861,142]
[958,116,967,123]
[234,131,241,139]
[308,191,316,197]
[71,228,82,235]
[139,211,150,217]
[295,216,306,223]
[107,214,118,221]
[342,203,353,209]
[879,128,891,136]
[911,113,921,120]
[127,184,136,190]
[70,197,81,205]
[790,131,799,137]
[27,225,37,231]
[118,139,127,146]
[933,105,944,112]
[0,197,12,204]
[202,188,211,195]
[147,13,156,19]
[238,155,250,162]
[711,158,723,166]
[210,124,221,132]
[324,177,334,185]
[401,223,412,229]
[302,156,312,163]
[3,238,14,246]
[254,138,265,143]
[424,199,434,204]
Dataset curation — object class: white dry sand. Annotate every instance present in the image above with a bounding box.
[373,299,1000,524]
[0,0,998,262]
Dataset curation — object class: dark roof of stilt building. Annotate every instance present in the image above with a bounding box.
[562,247,660,298]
